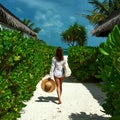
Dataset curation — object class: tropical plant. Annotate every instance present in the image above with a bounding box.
[61,22,87,46]
[96,25,120,118]
[83,0,120,25]
[23,19,41,33]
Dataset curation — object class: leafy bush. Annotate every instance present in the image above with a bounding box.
[68,46,98,82]
[97,25,120,118]
[0,29,55,120]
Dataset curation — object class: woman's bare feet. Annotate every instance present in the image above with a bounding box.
[58,99,62,104]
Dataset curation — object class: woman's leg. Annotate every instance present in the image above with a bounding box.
[54,76,61,104]
[60,77,64,96]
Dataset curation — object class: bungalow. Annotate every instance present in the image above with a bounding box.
[91,9,120,37]
[0,3,37,38]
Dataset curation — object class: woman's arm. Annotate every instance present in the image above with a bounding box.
[49,57,55,78]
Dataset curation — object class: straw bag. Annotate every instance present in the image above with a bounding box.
[63,63,71,77]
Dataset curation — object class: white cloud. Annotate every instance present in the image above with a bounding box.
[34,11,46,22]
[16,7,23,14]
[54,14,61,19]
[85,25,94,34]
[54,20,63,27]
[18,0,40,8]
[18,0,57,10]
[40,29,46,35]
[41,14,47,21]
[34,8,63,32]
[70,16,76,22]
[44,22,53,27]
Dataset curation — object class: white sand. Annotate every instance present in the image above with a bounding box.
[17,56,110,120]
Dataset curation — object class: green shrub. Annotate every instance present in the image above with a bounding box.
[0,29,55,120]
[68,46,98,82]
[97,25,120,118]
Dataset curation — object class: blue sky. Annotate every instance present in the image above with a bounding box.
[1,0,106,48]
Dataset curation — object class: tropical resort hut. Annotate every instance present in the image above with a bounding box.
[91,9,120,37]
[0,3,37,38]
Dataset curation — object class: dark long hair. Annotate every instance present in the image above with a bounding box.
[55,47,64,61]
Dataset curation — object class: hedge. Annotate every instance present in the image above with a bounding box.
[68,46,99,82]
[0,29,55,120]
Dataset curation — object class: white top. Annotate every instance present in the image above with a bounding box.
[49,57,67,78]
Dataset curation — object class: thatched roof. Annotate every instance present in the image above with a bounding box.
[0,3,37,37]
[91,9,120,37]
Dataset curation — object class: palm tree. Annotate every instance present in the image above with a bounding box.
[22,19,41,33]
[83,0,120,25]
[61,22,87,47]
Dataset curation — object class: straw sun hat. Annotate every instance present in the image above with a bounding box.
[41,78,56,93]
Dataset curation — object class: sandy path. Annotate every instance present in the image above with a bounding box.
[17,75,110,120]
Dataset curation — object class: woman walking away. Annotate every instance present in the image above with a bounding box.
[49,47,67,104]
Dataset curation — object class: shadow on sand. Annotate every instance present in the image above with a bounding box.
[83,82,106,106]
[35,96,58,104]
[64,76,78,83]
[64,76,106,106]
[69,112,110,120]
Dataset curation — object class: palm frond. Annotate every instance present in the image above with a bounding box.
[32,27,41,33]
[89,0,110,15]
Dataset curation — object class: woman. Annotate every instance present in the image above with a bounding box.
[49,47,67,104]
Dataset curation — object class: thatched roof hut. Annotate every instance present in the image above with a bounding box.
[91,9,120,37]
[0,3,37,37]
